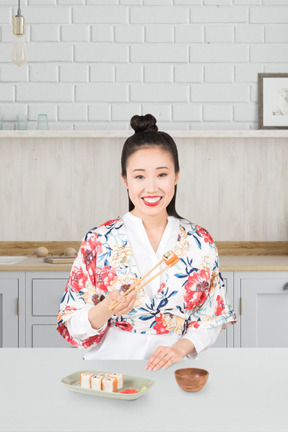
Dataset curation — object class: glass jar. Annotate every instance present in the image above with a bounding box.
[37,114,49,130]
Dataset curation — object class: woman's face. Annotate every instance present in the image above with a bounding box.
[121,147,179,220]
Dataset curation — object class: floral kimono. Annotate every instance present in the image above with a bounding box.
[57,217,237,349]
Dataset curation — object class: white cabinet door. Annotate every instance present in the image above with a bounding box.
[25,272,72,348]
[212,271,234,348]
[234,271,288,347]
[0,272,25,347]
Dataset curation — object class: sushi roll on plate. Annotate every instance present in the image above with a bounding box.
[108,373,123,390]
[80,372,93,389]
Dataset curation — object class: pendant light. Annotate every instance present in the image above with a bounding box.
[11,0,27,67]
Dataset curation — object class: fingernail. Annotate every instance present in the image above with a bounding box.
[120,296,125,302]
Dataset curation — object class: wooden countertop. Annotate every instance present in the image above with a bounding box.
[0,255,287,271]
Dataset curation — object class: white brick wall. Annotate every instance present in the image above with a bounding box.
[0,1,288,130]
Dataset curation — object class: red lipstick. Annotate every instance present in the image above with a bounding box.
[142,196,162,207]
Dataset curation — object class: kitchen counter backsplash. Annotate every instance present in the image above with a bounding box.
[0,241,287,272]
[0,255,287,272]
[1,241,287,257]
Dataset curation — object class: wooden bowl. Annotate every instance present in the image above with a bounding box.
[174,368,209,392]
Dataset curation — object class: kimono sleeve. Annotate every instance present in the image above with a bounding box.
[188,243,237,331]
[56,232,108,348]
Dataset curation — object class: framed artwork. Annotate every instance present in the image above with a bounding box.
[258,73,288,129]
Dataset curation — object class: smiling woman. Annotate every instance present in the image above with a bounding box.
[57,114,237,370]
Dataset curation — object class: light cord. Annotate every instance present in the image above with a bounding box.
[17,0,21,16]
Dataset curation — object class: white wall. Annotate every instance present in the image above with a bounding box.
[1,133,288,241]
[1,0,288,130]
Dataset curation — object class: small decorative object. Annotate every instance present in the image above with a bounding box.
[0,114,3,130]
[174,368,209,392]
[258,73,288,129]
[37,114,49,130]
[34,247,49,258]
[63,247,77,257]
[11,0,27,67]
[16,114,28,130]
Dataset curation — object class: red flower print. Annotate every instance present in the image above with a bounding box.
[95,265,117,292]
[62,305,77,314]
[91,293,104,305]
[57,323,79,347]
[87,233,101,252]
[82,333,104,348]
[115,321,133,332]
[184,269,210,310]
[99,218,120,227]
[195,225,214,244]
[158,282,166,293]
[188,321,200,329]
[154,314,170,335]
[215,295,225,316]
[83,248,94,266]
[69,268,88,292]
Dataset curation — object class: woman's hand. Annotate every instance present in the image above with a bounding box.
[145,346,184,371]
[107,290,137,317]
[88,289,137,330]
[145,338,195,371]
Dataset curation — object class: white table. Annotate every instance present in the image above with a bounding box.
[0,348,287,432]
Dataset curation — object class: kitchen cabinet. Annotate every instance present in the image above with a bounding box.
[234,271,288,347]
[0,272,25,347]
[0,269,235,349]
[24,270,234,349]
[3,267,288,349]
[25,272,71,348]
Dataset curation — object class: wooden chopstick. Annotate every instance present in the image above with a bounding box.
[108,257,179,311]
[108,258,164,311]
[133,261,176,293]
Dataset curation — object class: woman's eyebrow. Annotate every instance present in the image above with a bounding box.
[132,166,169,172]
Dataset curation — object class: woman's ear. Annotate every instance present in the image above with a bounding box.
[175,169,180,185]
[120,172,128,189]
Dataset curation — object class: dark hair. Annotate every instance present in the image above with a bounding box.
[121,114,182,219]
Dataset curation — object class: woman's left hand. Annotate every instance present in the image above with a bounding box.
[145,338,195,371]
[145,345,184,371]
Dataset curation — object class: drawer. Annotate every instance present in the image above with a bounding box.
[31,324,72,348]
[32,278,67,316]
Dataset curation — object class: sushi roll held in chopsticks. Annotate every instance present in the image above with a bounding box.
[163,250,179,265]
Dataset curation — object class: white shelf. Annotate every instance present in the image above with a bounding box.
[1,130,288,138]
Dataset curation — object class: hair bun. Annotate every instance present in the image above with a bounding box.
[130,114,158,133]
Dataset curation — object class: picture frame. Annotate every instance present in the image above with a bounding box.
[258,73,288,129]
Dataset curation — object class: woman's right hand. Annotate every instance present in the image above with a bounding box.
[88,289,137,330]
[106,290,137,317]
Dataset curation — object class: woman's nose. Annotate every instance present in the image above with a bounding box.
[145,178,158,193]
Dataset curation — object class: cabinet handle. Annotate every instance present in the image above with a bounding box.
[283,282,288,291]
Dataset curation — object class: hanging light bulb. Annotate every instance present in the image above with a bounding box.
[11,0,27,67]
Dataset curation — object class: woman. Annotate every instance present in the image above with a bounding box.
[57,114,236,371]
